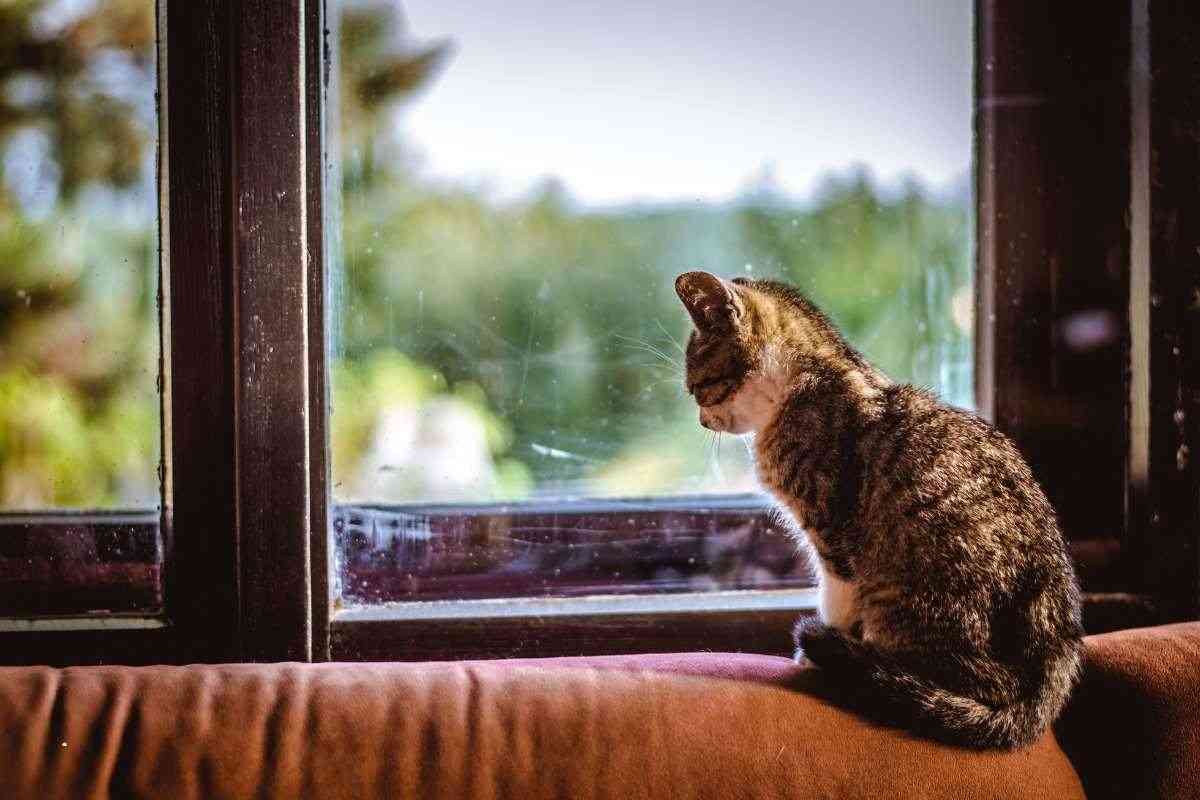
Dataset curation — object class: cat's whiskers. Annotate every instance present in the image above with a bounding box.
[701,429,716,474]
[654,318,686,355]
[614,333,683,371]
[702,428,727,483]
[739,433,755,459]
[640,376,688,397]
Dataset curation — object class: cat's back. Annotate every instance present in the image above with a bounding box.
[868,383,1028,479]
[861,384,1063,569]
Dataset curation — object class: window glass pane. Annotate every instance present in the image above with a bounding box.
[0,1,160,615]
[0,0,159,511]
[330,0,972,603]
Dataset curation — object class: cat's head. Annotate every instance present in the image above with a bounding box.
[674,270,878,434]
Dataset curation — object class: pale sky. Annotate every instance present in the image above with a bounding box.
[396,0,972,207]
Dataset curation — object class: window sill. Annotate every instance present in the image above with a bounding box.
[329,588,818,662]
[0,614,167,633]
[335,587,820,623]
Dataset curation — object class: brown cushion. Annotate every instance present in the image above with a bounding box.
[1057,621,1200,800]
[0,651,1083,800]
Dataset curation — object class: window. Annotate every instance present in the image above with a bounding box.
[0,0,162,619]
[2,0,1192,667]
[330,0,974,612]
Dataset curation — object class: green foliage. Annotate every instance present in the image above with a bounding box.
[736,173,972,392]
[0,0,159,508]
[331,350,532,501]
[0,0,155,198]
[333,163,970,501]
[0,367,156,506]
[0,205,158,508]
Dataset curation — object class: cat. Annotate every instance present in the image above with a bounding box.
[674,270,1082,749]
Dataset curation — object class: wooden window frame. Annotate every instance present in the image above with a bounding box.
[2,0,1197,667]
[0,0,321,665]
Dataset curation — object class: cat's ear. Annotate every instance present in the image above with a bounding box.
[675,271,741,331]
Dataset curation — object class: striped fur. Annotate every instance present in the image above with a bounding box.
[676,271,1082,749]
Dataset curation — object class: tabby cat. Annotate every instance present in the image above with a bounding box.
[675,270,1082,749]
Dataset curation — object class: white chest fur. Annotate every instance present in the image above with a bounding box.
[816,562,860,632]
[771,507,862,633]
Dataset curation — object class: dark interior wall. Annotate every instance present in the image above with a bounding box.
[976,1,1131,557]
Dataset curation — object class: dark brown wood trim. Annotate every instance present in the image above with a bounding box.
[331,598,808,662]
[0,627,175,668]
[1128,0,1153,602]
[1136,0,1200,620]
[231,0,313,662]
[975,2,1132,553]
[163,0,240,663]
[972,2,994,422]
[307,0,332,662]
[166,0,317,663]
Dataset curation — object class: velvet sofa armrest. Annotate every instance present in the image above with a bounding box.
[0,651,1084,800]
[1057,621,1200,800]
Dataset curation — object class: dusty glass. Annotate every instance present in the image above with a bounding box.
[0,0,161,617]
[0,0,160,512]
[330,0,973,604]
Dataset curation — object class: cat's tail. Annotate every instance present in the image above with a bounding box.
[794,619,1081,750]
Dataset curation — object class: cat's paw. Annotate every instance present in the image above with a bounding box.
[794,615,860,668]
[792,615,829,661]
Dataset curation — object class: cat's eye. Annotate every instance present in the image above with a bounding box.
[689,378,739,406]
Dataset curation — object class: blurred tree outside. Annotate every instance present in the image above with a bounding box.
[0,0,972,510]
[0,0,158,509]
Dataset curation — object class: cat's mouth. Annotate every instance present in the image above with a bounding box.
[699,405,750,434]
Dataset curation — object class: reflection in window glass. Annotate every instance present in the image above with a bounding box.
[0,0,159,511]
[333,0,972,509]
